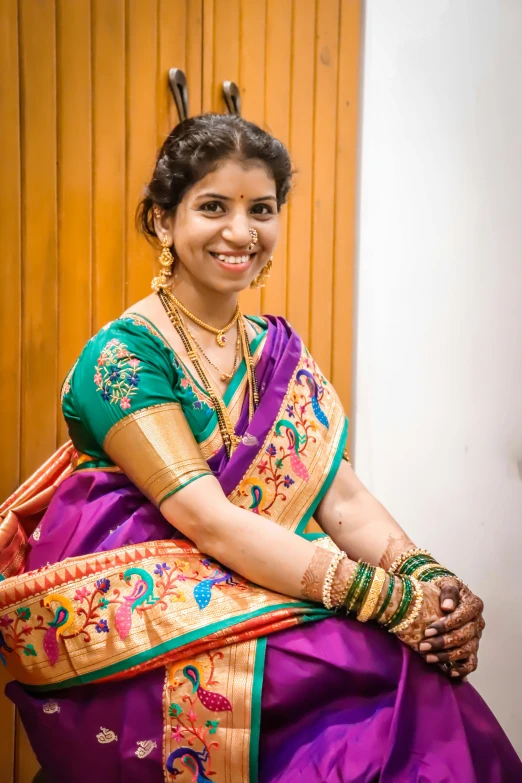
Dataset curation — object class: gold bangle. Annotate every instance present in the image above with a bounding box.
[389,548,432,574]
[390,577,423,634]
[357,567,387,623]
[322,551,346,610]
[411,562,442,580]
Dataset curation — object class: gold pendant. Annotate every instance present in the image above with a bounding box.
[216,332,226,347]
[221,372,232,382]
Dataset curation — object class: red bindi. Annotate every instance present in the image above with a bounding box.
[240,194,244,199]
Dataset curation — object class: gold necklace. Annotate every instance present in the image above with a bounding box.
[168,291,240,347]
[158,289,258,457]
[181,315,241,383]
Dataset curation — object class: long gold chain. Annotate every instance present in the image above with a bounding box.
[168,291,240,347]
[158,289,258,457]
[181,315,241,383]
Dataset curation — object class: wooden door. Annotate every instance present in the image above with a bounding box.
[203,0,360,410]
[0,1,360,780]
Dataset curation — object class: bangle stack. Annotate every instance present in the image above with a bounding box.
[388,576,423,634]
[389,548,455,583]
[357,567,387,622]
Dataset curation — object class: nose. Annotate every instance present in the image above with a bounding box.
[221,211,253,248]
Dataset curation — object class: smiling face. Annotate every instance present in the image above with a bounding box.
[156,158,280,295]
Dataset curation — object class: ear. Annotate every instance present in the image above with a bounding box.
[152,207,174,244]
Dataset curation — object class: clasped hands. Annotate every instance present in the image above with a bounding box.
[399,576,484,678]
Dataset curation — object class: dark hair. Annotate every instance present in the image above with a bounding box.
[137,113,294,240]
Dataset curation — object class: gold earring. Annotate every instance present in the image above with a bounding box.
[151,235,174,292]
[250,256,273,289]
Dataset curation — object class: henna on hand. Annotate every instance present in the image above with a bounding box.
[437,575,461,612]
[449,653,478,678]
[425,585,484,639]
[419,619,482,655]
[429,638,479,664]
[300,547,334,602]
[378,532,415,571]
[395,581,446,648]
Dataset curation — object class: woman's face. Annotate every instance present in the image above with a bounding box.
[158,158,280,294]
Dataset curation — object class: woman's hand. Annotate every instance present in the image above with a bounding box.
[419,577,485,678]
[395,580,445,650]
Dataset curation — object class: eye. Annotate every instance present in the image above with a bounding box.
[200,201,225,213]
[251,204,274,216]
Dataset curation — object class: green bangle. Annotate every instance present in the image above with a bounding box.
[418,567,455,582]
[345,563,370,613]
[373,573,395,623]
[399,555,437,575]
[344,563,365,611]
[356,566,376,613]
[351,564,372,613]
[387,576,414,630]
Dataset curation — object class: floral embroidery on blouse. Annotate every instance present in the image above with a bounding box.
[94,339,141,410]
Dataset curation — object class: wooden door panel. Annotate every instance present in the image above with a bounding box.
[0,2,359,779]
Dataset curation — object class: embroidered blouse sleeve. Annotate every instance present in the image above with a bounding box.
[72,319,212,506]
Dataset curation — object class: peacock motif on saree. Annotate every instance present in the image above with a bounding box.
[114,567,158,640]
[296,368,329,429]
[237,476,272,514]
[166,746,214,782]
[193,569,235,610]
[274,419,310,481]
[166,661,231,781]
[183,663,232,713]
[0,630,13,665]
[42,594,77,666]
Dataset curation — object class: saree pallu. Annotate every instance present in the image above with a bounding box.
[1,316,520,782]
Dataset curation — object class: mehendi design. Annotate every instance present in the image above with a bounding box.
[300,548,334,602]
[378,532,416,571]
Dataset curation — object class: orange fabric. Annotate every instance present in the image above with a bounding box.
[0,441,74,576]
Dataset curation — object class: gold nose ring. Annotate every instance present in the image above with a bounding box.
[248,228,258,251]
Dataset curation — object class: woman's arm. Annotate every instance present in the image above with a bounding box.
[314,459,415,569]
[161,474,351,601]
[315,459,484,675]
[161,474,448,655]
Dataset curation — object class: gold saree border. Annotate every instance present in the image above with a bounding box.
[162,640,259,783]
[103,402,212,505]
[0,540,324,688]
[228,346,346,535]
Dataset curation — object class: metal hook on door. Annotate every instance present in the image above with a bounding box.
[223,81,241,116]
[168,68,189,122]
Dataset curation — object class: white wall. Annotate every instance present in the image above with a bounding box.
[354,0,522,754]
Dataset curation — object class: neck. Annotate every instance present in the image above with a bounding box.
[169,277,239,329]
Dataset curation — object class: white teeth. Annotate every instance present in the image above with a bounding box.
[214,253,251,264]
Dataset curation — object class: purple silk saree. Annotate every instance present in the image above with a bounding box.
[1,316,520,782]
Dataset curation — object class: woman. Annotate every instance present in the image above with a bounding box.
[0,114,519,783]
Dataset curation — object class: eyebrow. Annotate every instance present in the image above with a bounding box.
[196,192,277,203]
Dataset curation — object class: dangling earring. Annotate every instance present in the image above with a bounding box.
[250,257,273,289]
[151,234,174,292]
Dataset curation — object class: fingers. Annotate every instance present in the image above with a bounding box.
[437,576,461,612]
[426,638,479,664]
[419,620,477,653]
[425,588,484,637]
[448,653,478,678]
